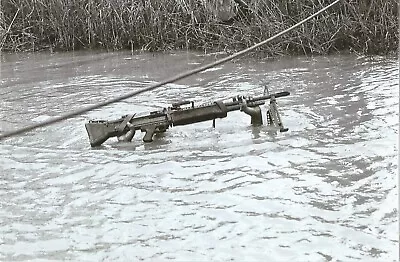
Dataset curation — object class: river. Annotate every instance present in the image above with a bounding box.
[0,50,398,261]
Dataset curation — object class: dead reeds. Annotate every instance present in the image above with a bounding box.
[0,0,398,55]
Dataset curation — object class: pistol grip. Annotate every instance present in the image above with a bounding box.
[142,126,156,142]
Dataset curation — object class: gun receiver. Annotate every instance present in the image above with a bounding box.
[85,91,290,147]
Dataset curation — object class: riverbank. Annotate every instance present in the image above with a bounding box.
[0,0,398,55]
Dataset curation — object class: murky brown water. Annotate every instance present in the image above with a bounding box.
[0,50,398,261]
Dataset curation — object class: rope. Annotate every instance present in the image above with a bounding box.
[0,0,340,141]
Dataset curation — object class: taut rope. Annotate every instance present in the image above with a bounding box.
[0,0,340,141]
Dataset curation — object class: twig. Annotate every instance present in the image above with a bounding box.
[0,8,20,51]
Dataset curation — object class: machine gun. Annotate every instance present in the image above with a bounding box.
[85,91,290,147]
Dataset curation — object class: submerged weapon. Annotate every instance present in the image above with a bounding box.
[85,91,290,147]
[0,2,339,143]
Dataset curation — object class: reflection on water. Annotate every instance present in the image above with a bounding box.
[0,51,398,261]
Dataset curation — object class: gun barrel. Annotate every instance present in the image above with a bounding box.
[223,91,290,107]
[225,100,265,112]
[171,102,227,126]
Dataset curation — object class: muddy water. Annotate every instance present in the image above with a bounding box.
[0,51,398,261]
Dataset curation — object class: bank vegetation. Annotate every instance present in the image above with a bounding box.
[0,0,398,55]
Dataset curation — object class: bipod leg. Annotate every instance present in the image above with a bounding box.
[267,95,288,132]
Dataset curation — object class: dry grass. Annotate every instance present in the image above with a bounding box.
[0,0,398,55]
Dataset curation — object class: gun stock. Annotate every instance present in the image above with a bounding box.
[85,112,170,147]
[85,119,125,147]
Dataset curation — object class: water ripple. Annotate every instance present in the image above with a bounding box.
[0,51,398,261]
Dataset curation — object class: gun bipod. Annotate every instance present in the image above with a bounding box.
[266,95,288,132]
